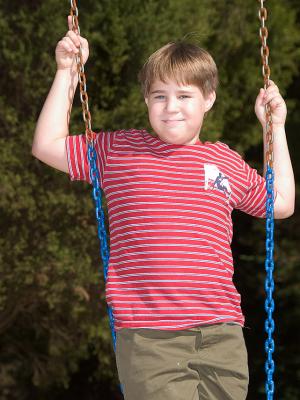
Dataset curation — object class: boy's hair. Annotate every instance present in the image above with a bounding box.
[138,41,219,99]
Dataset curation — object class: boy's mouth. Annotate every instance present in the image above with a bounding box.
[163,119,185,125]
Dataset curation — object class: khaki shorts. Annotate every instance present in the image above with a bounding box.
[116,323,249,400]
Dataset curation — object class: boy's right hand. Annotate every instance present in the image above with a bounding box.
[55,15,89,70]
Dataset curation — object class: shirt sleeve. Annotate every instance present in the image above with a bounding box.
[234,159,268,218]
[65,131,115,186]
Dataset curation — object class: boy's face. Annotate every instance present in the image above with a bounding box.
[145,79,216,145]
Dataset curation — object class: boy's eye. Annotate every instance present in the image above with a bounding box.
[153,95,190,100]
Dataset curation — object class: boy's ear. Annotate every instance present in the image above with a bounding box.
[144,97,149,106]
[204,91,216,112]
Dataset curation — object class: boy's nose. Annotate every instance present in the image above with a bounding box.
[165,97,180,112]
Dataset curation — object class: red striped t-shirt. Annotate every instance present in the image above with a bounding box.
[66,128,267,330]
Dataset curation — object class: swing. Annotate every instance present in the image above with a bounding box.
[69,0,275,398]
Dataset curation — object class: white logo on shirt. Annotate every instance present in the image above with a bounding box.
[204,164,232,200]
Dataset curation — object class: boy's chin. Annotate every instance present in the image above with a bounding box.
[157,133,198,145]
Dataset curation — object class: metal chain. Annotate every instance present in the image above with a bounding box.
[87,145,117,350]
[70,0,94,142]
[258,0,273,169]
[69,0,117,352]
[258,1,275,399]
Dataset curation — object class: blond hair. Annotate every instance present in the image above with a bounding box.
[138,42,219,98]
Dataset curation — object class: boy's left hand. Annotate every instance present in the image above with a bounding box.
[255,80,287,128]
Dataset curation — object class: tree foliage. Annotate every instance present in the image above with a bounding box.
[0,0,299,399]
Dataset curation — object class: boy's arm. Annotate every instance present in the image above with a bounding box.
[32,16,89,173]
[255,80,295,219]
[32,69,78,173]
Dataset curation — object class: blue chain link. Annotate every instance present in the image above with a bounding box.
[265,164,275,399]
[87,143,116,352]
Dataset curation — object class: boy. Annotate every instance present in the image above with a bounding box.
[32,16,294,400]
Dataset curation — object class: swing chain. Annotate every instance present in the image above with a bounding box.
[258,0,273,169]
[258,1,275,399]
[70,0,117,351]
[264,164,275,400]
[70,0,94,142]
[88,145,116,350]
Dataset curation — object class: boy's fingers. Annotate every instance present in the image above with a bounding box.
[267,80,279,91]
[261,81,280,98]
[67,15,73,31]
[265,88,280,99]
[63,36,79,53]
[66,30,81,47]
[68,14,80,36]
[267,80,277,88]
